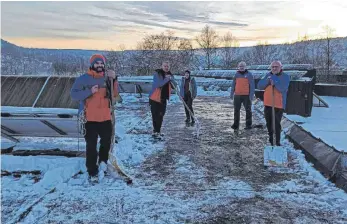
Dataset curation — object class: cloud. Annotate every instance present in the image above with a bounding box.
[208,21,248,27]
[93,2,249,30]
[1,1,347,49]
[123,19,200,32]
[0,1,270,40]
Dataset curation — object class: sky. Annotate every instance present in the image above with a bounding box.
[1,1,347,50]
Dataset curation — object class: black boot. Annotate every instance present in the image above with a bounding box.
[88,172,99,183]
[244,125,252,130]
[231,124,239,130]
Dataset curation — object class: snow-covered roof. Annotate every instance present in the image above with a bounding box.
[191,70,308,80]
[247,64,314,70]
[286,96,347,152]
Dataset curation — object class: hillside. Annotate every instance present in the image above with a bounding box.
[1,37,346,76]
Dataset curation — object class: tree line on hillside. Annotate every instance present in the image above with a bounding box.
[106,25,346,82]
[1,25,346,82]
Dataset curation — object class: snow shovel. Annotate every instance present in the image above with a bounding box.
[264,85,288,167]
[108,77,133,184]
[171,79,201,138]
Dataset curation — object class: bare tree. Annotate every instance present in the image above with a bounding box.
[251,41,279,65]
[52,61,69,75]
[133,31,178,74]
[286,34,312,64]
[240,49,254,65]
[220,31,240,68]
[320,25,342,80]
[133,30,194,75]
[177,39,195,71]
[309,39,323,67]
[106,44,128,76]
[196,25,220,69]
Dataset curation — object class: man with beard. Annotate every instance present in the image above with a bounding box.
[149,61,175,139]
[71,54,119,182]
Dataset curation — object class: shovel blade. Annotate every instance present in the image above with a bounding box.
[264,145,288,167]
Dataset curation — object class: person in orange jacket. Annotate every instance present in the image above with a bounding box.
[257,61,290,146]
[70,54,119,181]
[230,61,255,130]
[148,61,175,139]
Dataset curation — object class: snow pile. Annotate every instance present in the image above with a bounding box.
[207,85,221,91]
[114,134,165,169]
[197,86,230,97]
[116,93,150,104]
[1,156,85,191]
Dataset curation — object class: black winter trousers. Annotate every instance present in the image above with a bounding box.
[184,93,194,121]
[150,99,167,133]
[84,120,113,176]
[233,95,252,128]
[264,106,284,146]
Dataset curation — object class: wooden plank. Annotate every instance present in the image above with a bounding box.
[313,92,329,108]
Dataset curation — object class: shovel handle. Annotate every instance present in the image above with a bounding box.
[272,85,276,145]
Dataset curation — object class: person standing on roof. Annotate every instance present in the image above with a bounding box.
[148,61,175,139]
[180,70,197,125]
[257,61,290,146]
[230,61,255,130]
[70,54,119,182]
